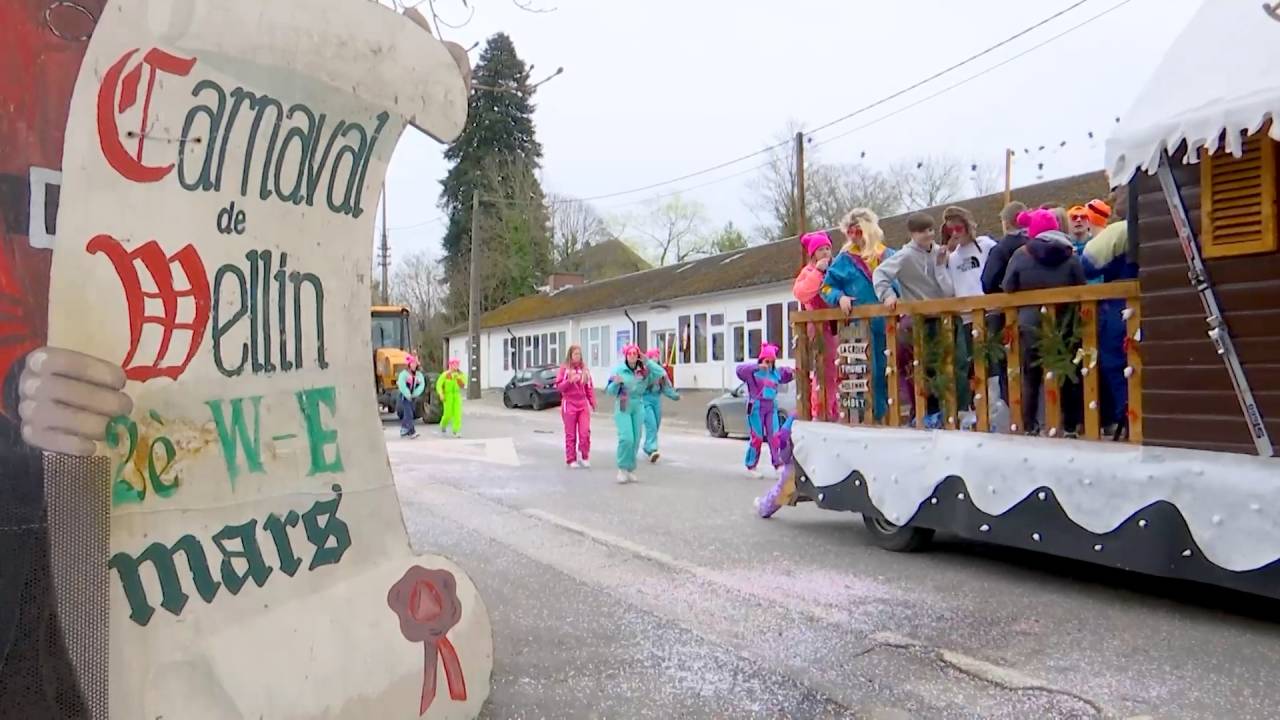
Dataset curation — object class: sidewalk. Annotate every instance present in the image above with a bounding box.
[471,388,724,431]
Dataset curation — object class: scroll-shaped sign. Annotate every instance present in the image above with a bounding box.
[31,1,491,717]
[839,364,869,376]
[839,378,870,394]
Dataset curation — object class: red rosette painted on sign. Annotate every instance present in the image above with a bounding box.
[387,566,468,716]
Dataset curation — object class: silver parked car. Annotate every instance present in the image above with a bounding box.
[705,383,797,438]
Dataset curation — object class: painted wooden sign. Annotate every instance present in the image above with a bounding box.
[7,1,491,718]
[838,329,871,415]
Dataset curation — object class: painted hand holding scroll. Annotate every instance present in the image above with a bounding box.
[18,347,133,456]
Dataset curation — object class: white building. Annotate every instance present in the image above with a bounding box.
[446,172,1107,390]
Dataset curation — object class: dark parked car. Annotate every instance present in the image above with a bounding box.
[503,366,562,410]
[705,382,796,438]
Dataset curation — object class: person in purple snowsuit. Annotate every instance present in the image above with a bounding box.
[738,343,794,477]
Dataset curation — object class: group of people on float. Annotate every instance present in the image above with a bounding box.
[753,195,1137,518]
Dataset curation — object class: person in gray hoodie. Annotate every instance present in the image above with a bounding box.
[874,213,954,423]
[1002,208,1086,436]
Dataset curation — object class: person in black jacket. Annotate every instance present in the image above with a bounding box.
[981,201,1028,403]
[1003,209,1087,437]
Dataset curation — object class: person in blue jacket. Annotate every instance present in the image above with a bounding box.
[606,344,665,484]
[640,348,680,463]
[820,212,893,423]
[1082,196,1138,439]
[396,355,426,438]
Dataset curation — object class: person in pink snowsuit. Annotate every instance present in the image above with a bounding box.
[555,344,596,468]
[793,231,840,421]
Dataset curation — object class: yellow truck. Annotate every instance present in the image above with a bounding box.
[372,305,443,424]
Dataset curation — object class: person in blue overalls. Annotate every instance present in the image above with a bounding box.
[640,348,680,463]
[737,343,794,477]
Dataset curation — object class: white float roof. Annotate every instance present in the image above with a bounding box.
[1106,0,1280,186]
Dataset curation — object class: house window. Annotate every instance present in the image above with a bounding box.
[580,328,588,355]
[516,337,524,370]
[748,328,762,359]
[746,308,762,322]
[533,334,542,367]
[766,303,784,352]
[1200,131,1279,259]
[503,338,510,371]
[601,325,612,366]
[589,326,601,366]
[710,313,724,327]
[712,329,724,361]
[694,313,708,363]
[653,330,676,365]
[786,301,799,359]
[678,315,691,364]
[636,321,648,352]
[733,326,745,362]
[524,336,533,369]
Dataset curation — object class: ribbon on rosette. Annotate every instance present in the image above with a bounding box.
[387,566,468,716]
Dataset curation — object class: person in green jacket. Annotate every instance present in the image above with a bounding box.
[436,357,466,437]
[397,355,426,438]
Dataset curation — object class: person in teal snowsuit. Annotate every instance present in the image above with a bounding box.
[606,344,664,484]
[396,355,426,438]
[640,347,680,463]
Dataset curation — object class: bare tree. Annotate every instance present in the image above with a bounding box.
[389,250,449,366]
[889,155,966,210]
[547,193,611,268]
[807,163,902,229]
[746,120,821,241]
[630,195,709,266]
[967,162,1003,197]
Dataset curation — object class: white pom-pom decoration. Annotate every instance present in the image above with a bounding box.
[1138,519,1149,528]
[1037,491,1048,501]
[1124,366,1135,378]
[913,359,920,367]
[974,393,984,401]
[1122,308,1135,321]
[1011,424,1019,432]
[979,524,991,532]
[1040,305,1049,314]
[1089,400,1099,409]
[1133,329,1143,342]
[971,328,980,338]
[930,497,939,505]
[1082,367,1091,377]
[1032,533,1042,542]
[1045,371,1054,380]
[1093,544,1104,552]
[957,492,967,501]
[1048,428,1058,437]
[1181,549,1193,558]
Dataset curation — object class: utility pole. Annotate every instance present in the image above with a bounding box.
[1003,148,1014,207]
[794,130,806,270]
[467,191,482,400]
[378,190,390,304]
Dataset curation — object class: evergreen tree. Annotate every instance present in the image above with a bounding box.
[439,33,551,319]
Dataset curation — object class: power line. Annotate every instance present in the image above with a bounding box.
[808,0,1096,136]
[811,0,1135,152]
[555,0,1100,204]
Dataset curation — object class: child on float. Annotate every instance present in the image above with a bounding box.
[819,208,892,422]
[606,344,664,484]
[436,358,466,437]
[555,344,596,468]
[792,230,840,421]
[640,347,680,463]
[396,355,426,438]
[738,343,794,477]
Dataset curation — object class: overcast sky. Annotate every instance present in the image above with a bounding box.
[373,0,1202,265]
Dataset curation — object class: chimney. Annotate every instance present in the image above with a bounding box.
[546,272,586,292]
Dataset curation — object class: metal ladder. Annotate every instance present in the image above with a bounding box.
[1156,154,1274,457]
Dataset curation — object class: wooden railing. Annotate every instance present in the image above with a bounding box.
[790,281,1142,442]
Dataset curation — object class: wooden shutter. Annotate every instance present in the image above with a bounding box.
[1200,132,1279,259]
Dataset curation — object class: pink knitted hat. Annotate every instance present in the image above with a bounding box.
[800,231,832,258]
[622,344,641,357]
[758,344,779,362]
[1017,209,1060,239]
[646,348,661,359]
[448,358,460,369]
[406,354,418,366]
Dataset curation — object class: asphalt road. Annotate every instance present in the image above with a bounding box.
[387,400,1280,720]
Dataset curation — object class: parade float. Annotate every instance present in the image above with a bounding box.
[1,1,492,717]
[789,0,1280,599]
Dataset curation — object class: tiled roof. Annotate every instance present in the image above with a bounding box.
[454,171,1109,333]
